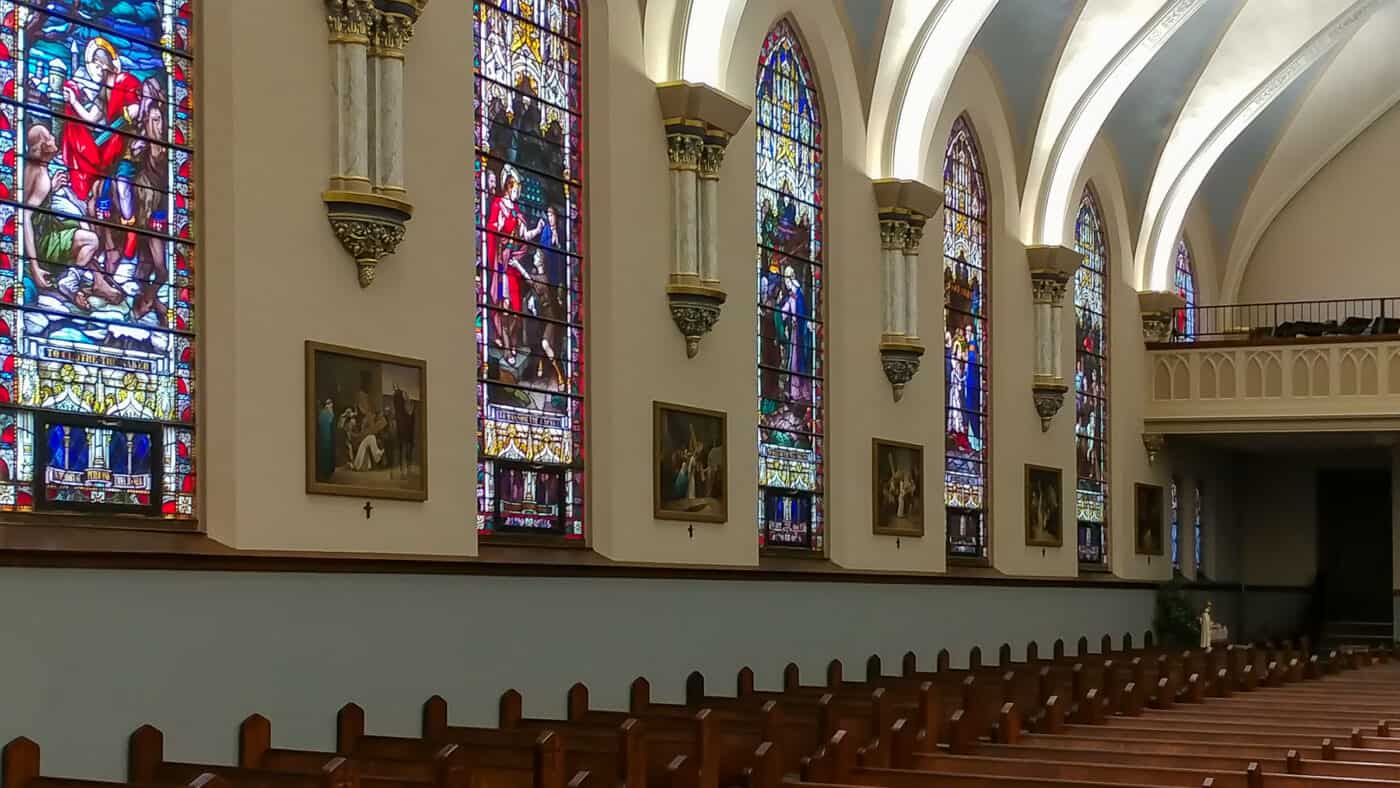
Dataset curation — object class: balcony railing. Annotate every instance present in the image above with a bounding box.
[1166,297,1400,344]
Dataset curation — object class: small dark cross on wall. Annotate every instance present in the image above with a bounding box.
[364,501,374,519]
[688,524,695,539]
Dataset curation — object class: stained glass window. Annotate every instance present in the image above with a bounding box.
[756,20,824,552]
[1169,477,1180,571]
[1193,482,1203,576]
[1073,188,1108,565]
[0,0,195,517]
[1174,238,1196,339]
[942,115,989,560]
[474,0,584,540]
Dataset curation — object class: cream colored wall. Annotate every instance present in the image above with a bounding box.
[195,0,1179,577]
[1237,103,1400,303]
[201,0,474,555]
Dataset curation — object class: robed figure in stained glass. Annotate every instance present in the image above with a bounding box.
[755,21,825,551]
[0,0,197,515]
[942,116,990,558]
[474,0,585,539]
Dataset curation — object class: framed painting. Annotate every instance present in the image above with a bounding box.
[1024,464,1063,547]
[653,402,728,523]
[306,341,428,501]
[872,438,924,537]
[1135,482,1165,556]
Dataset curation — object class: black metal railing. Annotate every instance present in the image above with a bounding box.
[1167,297,1400,344]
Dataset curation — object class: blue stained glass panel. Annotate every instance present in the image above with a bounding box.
[474,0,585,541]
[756,20,824,552]
[1174,239,1196,339]
[942,116,989,559]
[1074,188,1109,563]
[0,0,196,517]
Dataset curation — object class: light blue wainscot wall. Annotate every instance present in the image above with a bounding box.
[0,568,1155,779]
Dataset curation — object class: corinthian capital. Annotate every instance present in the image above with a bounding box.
[326,0,376,42]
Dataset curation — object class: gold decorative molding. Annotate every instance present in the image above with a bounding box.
[325,0,376,42]
[666,280,728,358]
[323,191,414,287]
[879,340,926,402]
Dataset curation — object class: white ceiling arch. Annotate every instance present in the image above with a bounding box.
[648,0,1400,300]
[1133,0,1388,292]
[1020,0,1209,247]
[1217,1,1400,302]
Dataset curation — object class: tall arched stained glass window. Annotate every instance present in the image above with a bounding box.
[1174,239,1196,339]
[0,0,196,517]
[756,20,824,553]
[1169,477,1180,571]
[1193,482,1203,576]
[942,115,989,560]
[475,0,585,541]
[1073,188,1109,566]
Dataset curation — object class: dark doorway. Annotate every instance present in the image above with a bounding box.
[1316,468,1392,623]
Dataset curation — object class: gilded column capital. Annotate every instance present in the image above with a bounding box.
[326,0,376,44]
[903,216,926,256]
[879,217,910,252]
[699,142,727,180]
[666,132,704,172]
[370,11,416,58]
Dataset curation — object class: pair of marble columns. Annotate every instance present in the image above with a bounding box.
[873,179,943,402]
[326,0,418,197]
[657,82,753,358]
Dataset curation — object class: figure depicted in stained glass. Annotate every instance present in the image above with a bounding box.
[755,20,825,552]
[1073,188,1109,563]
[0,0,196,515]
[942,116,989,558]
[475,0,584,539]
[1174,239,1196,339]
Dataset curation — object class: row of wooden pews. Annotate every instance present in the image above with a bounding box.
[3,633,1394,788]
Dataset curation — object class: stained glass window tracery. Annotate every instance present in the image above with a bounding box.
[1170,477,1180,571]
[1174,238,1196,339]
[1073,187,1108,565]
[0,0,195,517]
[1193,482,1203,576]
[474,0,584,540]
[942,115,989,560]
[756,20,824,552]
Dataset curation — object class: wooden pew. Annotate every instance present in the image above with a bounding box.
[343,701,597,788]
[3,738,225,788]
[497,685,763,788]
[238,715,466,788]
[127,726,356,788]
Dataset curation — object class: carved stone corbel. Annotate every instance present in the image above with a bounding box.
[1143,433,1166,465]
[656,81,752,357]
[322,0,426,287]
[1026,245,1084,431]
[1139,291,1187,344]
[872,178,943,402]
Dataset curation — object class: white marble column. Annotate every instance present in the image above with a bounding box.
[880,217,909,338]
[667,131,704,281]
[698,135,727,284]
[902,218,925,341]
[326,0,375,193]
[370,12,413,196]
[1026,245,1083,430]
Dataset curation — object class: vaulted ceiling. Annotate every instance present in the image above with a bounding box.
[653,0,1399,298]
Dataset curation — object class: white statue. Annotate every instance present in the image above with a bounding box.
[1199,601,1214,651]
